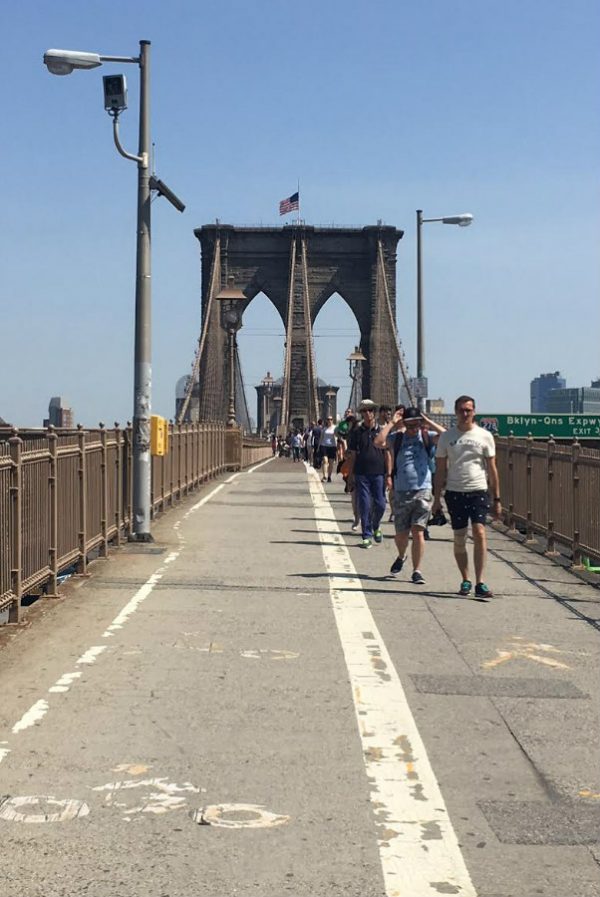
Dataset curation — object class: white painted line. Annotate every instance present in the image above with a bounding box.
[245,456,274,475]
[48,672,82,694]
[183,482,226,518]
[1,461,250,747]
[12,700,50,734]
[76,645,107,665]
[306,469,477,897]
[102,572,163,637]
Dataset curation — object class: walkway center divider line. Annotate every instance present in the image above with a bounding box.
[2,457,273,760]
[305,465,477,897]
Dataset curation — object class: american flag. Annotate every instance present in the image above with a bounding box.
[279,191,299,216]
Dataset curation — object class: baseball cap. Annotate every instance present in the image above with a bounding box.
[358,398,377,411]
[403,406,423,421]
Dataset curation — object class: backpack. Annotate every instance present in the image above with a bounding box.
[391,429,435,479]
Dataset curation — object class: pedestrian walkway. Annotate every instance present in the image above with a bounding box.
[0,458,598,897]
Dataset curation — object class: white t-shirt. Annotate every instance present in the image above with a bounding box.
[319,425,337,447]
[436,425,495,492]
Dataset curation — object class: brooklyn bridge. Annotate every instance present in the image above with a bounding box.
[175,223,413,430]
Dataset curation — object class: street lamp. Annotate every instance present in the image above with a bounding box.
[216,277,247,428]
[347,346,367,409]
[260,372,274,435]
[416,210,473,411]
[272,395,283,433]
[43,41,185,542]
[325,387,336,420]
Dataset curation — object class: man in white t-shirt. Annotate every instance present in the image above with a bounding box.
[432,394,501,599]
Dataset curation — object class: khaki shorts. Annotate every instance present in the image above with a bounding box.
[393,489,433,532]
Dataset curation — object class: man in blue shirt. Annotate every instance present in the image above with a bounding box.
[375,406,445,584]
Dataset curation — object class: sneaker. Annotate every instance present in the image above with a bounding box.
[458,580,472,597]
[351,522,359,532]
[390,555,405,576]
[361,538,372,549]
[327,476,332,482]
[423,528,431,541]
[475,582,493,600]
[388,513,395,523]
[373,529,383,543]
[411,570,426,585]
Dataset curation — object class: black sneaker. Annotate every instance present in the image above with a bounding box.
[475,582,493,600]
[411,570,426,585]
[390,556,405,576]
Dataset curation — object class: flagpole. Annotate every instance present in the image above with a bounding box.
[297,178,300,226]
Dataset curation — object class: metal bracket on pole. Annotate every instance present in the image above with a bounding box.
[111,113,146,165]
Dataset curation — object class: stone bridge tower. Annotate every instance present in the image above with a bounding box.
[184,223,404,425]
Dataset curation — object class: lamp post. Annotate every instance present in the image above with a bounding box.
[43,42,184,542]
[216,277,246,428]
[416,210,473,411]
[325,388,336,420]
[273,395,283,432]
[347,346,367,410]
[260,372,274,435]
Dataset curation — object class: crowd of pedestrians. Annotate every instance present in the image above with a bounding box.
[273,392,502,599]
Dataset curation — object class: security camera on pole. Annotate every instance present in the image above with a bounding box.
[43,41,185,541]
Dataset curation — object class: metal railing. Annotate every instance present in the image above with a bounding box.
[495,436,600,567]
[0,423,272,622]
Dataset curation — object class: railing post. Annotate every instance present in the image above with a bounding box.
[124,421,133,535]
[507,432,516,531]
[571,438,583,569]
[77,424,88,575]
[525,433,536,543]
[545,436,559,556]
[160,433,166,510]
[8,430,22,623]
[114,423,122,547]
[47,426,59,597]
[99,423,108,558]
[184,423,190,495]
[199,423,205,480]
[169,421,175,506]
[177,423,183,499]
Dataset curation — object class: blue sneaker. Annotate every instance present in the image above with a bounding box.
[475,582,493,600]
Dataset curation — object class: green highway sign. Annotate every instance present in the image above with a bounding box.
[476,413,600,439]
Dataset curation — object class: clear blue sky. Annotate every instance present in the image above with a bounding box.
[2,0,599,426]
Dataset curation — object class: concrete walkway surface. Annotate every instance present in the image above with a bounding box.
[0,457,598,897]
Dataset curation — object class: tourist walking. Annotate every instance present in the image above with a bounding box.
[346,399,387,548]
[291,430,303,462]
[375,406,445,584]
[432,395,502,599]
[318,415,337,482]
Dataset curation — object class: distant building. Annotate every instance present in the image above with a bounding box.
[545,384,600,414]
[43,396,74,429]
[530,372,566,412]
[426,398,445,415]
